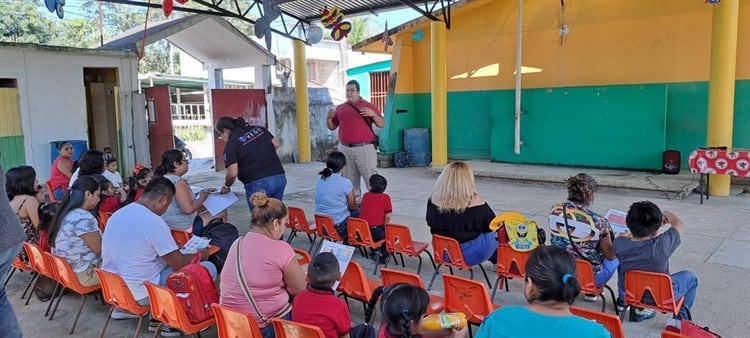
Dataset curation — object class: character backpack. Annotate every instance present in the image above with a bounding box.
[166,255,219,323]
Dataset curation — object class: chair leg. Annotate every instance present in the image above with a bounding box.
[45,283,62,316]
[448,266,454,275]
[427,264,442,290]
[372,257,381,276]
[286,230,297,243]
[416,256,423,275]
[99,306,115,338]
[490,276,502,300]
[469,268,474,280]
[424,250,437,270]
[3,267,17,287]
[600,293,607,313]
[306,233,315,243]
[24,273,40,305]
[604,285,619,315]
[49,286,67,320]
[383,253,393,270]
[69,294,89,334]
[478,264,492,288]
[21,272,37,300]
[308,236,317,253]
[681,305,692,320]
[133,315,144,338]
[399,254,405,267]
[619,305,630,322]
[152,322,163,338]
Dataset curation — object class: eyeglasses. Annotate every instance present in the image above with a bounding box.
[62,147,72,150]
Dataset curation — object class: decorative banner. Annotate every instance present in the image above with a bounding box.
[163,0,173,17]
[411,28,424,42]
[382,21,393,51]
[320,6,351,41]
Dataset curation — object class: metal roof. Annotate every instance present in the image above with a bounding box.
[277,0,445,21]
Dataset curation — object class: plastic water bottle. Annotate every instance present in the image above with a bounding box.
[420,313,467,332]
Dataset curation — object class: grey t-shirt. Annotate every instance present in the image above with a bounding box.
[614,227,681,290]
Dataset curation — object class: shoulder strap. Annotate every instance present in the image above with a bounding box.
[562,203,597,265]
[346,103,377,138]
[235,235,271,324]
[15,198,28,216]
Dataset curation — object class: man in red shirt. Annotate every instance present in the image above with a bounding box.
[326,80,385,200]
[291,252,351,338]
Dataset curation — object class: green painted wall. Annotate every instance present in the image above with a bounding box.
[380,81,750,170]
[0,135,25,170]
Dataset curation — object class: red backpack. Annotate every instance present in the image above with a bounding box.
[166,255,219,323]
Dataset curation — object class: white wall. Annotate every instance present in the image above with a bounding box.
[0,45,140,181]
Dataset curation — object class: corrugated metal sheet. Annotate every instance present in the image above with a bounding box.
[0,135,26,169]
[0,88,22,136]
[279,0,428,21]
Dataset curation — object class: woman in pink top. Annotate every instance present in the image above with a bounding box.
[49,141,74,200]
[220,192,306,337]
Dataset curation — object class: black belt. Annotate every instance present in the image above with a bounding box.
[341,141,374,147]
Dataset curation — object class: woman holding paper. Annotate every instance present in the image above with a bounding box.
[155,149,226,234]
[547,173,618,293]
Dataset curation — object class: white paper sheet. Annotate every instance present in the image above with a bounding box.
[203,192,239,216]
[179,236,211,254]
[317,240,356,289]
[605,209,630,236]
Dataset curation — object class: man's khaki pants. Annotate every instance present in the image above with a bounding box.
[339,144,378,200]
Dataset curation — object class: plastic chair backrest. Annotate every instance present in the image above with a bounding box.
[314,214,343,242]
[293,248,311,265]
[45,181,59,203]
[23,242,50,277]
[95,268,149,315]
[347,217,375,245]
[432,235,468,269]
[496,244,530,279]
[212,303,263,338]
[336,261,374,301]
[98,211,112,232]
[44,252,93,291]
[442,274,494,322]
[661,330,689,338]
[570,305,625,338]
[144,282,194,329]
[171,229,192,247]
[380,268,426,289]
[271,318,326,338]
[385,223,418,254]
[624,270,680,315]
[287,207,313,232]
[575,259,601,294]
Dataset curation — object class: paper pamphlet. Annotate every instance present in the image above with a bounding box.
[605,209,630,236]
[317,240,356,289]
[179,236,211,254]
[203,192,239,217]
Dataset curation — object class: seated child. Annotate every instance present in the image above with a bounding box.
[99,179,126,214]
[292,252,351,338]
[614,201,698,322]
[124,164,153,204]
[359,174,392,263]
[103,158,124,188]
[37,202,59,253]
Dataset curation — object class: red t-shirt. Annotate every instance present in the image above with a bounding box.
[48,156,73,190]
[99,195,120,214]
[332,99,381,144]
[132,188,144,202]
[359,192,392,227]
[292,285,352,338]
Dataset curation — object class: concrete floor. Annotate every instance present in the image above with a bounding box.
[6,161,749,337]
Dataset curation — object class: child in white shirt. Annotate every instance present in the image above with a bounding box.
[103,158,124,188]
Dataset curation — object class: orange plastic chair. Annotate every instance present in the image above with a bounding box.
[144,282,216,336]
[575,259,619,314]
[44,252,102,334]
[293,248,312,266]
[442,274,500,331]
[570,306,625,338]
[336,261,382,310]
[271,318,326,338]
[427,235,491,290]
[22,242,59,312]
[286,207,317,252]
[212,303,263,338]
[346,218,386,274]
[384,223,436,275]
[491,244,531,299]
[380,268,445,314]
[46,181,59,203]
[620,270,690,322]
[3,256,32,291]
[95,268,150,338]
[313,214,344,251]
[661,329,689,338]
[98,211,113,232]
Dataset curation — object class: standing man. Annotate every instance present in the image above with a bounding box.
[0,164,24,338]
[326,80,384,200]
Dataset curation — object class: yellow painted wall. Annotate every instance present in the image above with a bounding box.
[0,88,22,136]
[372,0,750,93]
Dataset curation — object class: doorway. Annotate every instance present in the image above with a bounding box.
[83,67,120,166]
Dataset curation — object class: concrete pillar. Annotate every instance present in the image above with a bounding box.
[431,21,448,166]
[293,39,311,163]
[706,0,740,196]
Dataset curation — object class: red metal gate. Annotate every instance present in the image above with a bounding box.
[145,85,174,167]
[370,71,389,113]
[211,89,267,171]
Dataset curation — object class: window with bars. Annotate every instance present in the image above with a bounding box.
[369,71,389,113]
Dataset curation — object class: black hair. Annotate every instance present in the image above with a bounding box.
[141,176,176,200]
[308,252,339,288]
[366,284,429,338]
[90,174,112,191]
[566,173,598,206]
[369,174,387,193]
[38,202,60,231]
[319,151,346,179]
[47,176,101,248]
[626,201,663,238]
[215,116,247,133]
[5,166,38,199]
[77,150,106,176]
[56,141,72,151]
[346,80,360,93]
[125,166,152,204]
[105,158,117,166]
[524,246,581,305]
[154,149,184,176]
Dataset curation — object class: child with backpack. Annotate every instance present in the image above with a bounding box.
[359,174,392,263]
[291,252,351,338]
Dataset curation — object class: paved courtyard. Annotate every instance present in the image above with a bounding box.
[6,161,749,337]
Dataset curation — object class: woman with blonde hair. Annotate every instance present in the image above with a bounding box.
[220,192,306,337]
[426,161,497,265]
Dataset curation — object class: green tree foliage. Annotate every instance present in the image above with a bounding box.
[347,17,370,46]
[0,0,55,44]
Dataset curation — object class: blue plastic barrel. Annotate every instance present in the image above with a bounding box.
[50,140,87,164]
[403,128,431,166]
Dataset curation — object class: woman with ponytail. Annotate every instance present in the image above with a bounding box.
[47,176,102,286]
[475,246,610,338]
[215,116,286,211]
[314,151,358,241]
